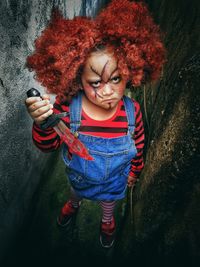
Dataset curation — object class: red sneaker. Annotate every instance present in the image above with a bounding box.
[57,201,80,227]
[100,217,116,248]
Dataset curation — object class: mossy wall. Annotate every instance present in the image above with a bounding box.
[115,0,200,266]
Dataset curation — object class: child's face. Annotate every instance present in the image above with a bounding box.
[81,49,127,110]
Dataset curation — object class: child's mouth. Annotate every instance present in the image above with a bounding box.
[102,98,116,103]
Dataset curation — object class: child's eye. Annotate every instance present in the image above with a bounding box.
[111,76,121,84]
[90,81,101,88]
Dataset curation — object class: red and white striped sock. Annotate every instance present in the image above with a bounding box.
[99,200,116,223]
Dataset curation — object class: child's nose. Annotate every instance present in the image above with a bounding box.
[102,84,114,96]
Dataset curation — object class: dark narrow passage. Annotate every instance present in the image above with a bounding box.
[0,1,200,267]
[3,151,130,267]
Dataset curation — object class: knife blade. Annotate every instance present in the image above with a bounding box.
[26,88,94,161]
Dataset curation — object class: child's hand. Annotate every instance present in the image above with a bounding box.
[25,94,53,125]
[127,175,138,188]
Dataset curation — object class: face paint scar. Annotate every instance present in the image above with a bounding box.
[100,60,109,81]
[93,87,103,99]
[89,65,104,99]
[89,60,119,99]
[90,65,101,78]
[90,61,109,82]
[102,61,119,83]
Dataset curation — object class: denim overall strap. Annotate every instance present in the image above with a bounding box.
[69,91,83,133]
[63,93,137,201]
[123,96,135,135]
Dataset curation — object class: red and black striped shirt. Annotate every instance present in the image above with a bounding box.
[32,97,145,179]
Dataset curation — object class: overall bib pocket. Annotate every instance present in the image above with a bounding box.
[84,149,130,183]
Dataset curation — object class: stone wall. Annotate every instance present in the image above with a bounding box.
[0,0,108,261]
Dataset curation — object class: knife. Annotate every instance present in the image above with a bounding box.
[27,88,94,161]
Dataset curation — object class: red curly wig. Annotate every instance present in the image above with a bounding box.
[27,0,166,101]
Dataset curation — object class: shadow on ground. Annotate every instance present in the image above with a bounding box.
[3,151,133,267]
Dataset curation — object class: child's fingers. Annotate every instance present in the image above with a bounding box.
[25,93,53,124]
[25,96,41,106]
[28,100,51,112]
[25,94,50,106]
[30,103,53,118]
[127,182,135,188]
[34,109,54,124]
[127,180,137,187]
[127,176,138,187]
[42,94,50,100]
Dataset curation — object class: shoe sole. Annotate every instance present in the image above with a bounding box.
[99,234,115,249]
[56,216,72,227]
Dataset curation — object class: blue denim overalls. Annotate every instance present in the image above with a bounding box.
[62,92,137,201]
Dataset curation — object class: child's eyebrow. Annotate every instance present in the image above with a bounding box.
[109,65,119,79]
[90,60,109,79]
[101,61,109,80]
[102,65,119,83]
[90,61,119,82]
[90,65,102,78]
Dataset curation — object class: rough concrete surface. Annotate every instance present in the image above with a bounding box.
[0,0,109,263]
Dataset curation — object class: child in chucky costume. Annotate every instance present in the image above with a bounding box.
[25,0,166,248]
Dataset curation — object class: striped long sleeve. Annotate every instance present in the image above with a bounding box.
[129,100,145,179]
[32,97,145,179]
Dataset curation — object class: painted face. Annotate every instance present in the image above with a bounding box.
[81,49,127,110]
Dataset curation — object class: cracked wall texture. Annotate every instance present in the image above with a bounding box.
[0,0,108,261]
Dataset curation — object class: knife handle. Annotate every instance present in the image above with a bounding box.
[27,88,41,98]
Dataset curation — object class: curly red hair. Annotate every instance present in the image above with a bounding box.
[27,0,166,101]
